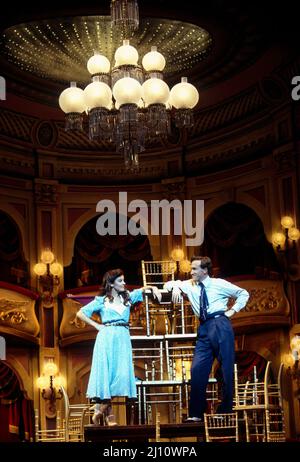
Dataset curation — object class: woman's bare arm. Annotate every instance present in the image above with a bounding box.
[76,309,103,331]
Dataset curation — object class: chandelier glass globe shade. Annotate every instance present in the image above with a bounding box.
[114,40,139,66]
[113,76,142,105]
[169,77,199,109]
[59,84,86,113]
[84,80,112,110]
[142,78,170,105]
[87,53,110,75]
[142,47,166,72]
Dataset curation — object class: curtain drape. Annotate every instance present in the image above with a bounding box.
[0,212,29,287]
[0,361,34,442]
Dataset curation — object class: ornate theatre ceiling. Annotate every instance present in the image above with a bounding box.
[0,0,274,99]
[1,16,212,84]
[0,0,298,179]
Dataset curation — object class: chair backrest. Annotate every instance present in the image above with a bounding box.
[234,361,272,409]
[142,382,183,424]
[165,340,194,381]
[170,301,197,335]
[34,409,66,442]
[59,386,90,442]
[204,412,239,442]
[141,260,175,288]
[133,341,164,381]
[60,385,70,420]
[80,406,95,441]
[265,362,284,408]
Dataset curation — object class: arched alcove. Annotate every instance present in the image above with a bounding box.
[0,210,29,287]
[199,202,280,278]
[64,213,152,289]
[0,360,34,442]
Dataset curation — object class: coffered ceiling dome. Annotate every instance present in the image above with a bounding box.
[1,16,212,84]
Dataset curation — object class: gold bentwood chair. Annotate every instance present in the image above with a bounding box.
[204,412,239,442]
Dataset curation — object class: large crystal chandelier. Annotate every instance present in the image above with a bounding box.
[58,2,199,171]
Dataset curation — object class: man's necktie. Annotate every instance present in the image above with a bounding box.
[199,282,209,322]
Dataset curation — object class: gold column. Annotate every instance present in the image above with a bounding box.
[34,179,64,429]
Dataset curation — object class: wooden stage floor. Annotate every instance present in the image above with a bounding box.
[84,422,205,442]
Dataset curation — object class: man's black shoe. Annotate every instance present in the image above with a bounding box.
[183,416,203,423]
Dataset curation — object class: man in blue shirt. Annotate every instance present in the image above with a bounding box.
[164,256,249,421]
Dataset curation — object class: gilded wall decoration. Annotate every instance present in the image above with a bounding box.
[0,291,40,339]
[0,299,30,323]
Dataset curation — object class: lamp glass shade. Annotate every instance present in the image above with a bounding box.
[142,47,166,71]
[272,232,286,247]
[280,216,294,229]
[50,262,63,277]
[87,53,110,74]
[170,77,199,109]
[33,262,47,276]
[59,83,86,114]
[84,80,112,110]
[179,259,191,273]
[113,77,142,105]
[282,353,295,368]
[114,40,139,66]
[288,227,300,241]
[36,376,48,390]
[142,78,170,105]
[43,362,58,376]
[41,250,55,264]
[53,375,66,388]
[171,248,185,261]
[290,335,300,351]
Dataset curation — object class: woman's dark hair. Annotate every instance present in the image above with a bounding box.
[191,256,213,275]
[99,268,130,304]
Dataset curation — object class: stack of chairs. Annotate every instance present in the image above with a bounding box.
[233,361,286,442]
[165,340,219,418]
[133,342,183,424]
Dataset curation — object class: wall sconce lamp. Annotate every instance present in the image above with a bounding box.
[282,335,300,380]
[171,247,185,279]
[272,216,300,251]
[37,362,65,416]
[179,259,192,277]
[33,250,63,303]
[272,216,300,280]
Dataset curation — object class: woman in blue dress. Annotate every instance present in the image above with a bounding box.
[76,268,161,425]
